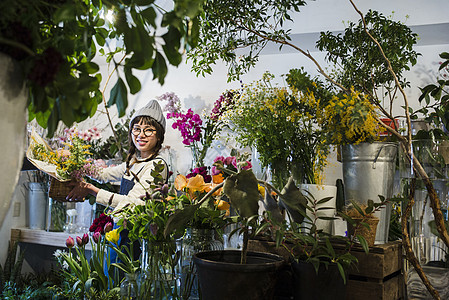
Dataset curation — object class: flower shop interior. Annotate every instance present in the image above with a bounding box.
[1,0,449,299]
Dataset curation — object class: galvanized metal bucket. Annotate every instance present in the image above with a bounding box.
[341,142,398,244]
[27,182,48,230]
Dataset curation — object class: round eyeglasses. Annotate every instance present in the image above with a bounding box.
[132,127,156,137]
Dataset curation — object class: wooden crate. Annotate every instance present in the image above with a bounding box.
[344,241,404,300]
[248,239,404,300]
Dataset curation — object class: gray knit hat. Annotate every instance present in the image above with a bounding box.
[129,100,166,131]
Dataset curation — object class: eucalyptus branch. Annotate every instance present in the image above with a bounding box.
[101,53,127,160]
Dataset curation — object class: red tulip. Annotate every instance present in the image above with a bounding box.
[93,232,101,243]
[66,236,75,248]
[82,233,89,245]
[76,236,83,247]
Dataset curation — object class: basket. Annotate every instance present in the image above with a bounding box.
[49,177,73,201]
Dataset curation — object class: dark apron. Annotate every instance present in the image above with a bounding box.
[110,166,146,269]
[109,159,168,276]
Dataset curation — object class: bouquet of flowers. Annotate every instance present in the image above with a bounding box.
[27,128,99,182]
[158,90,238,168]
[26,128,100,200]
[222,71,330,188]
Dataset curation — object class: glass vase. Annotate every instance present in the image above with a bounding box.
[46,198,66,232]
[180,228,223,299]
[399,140,449,298]
[139,239,181,299]
[120,273,139,300]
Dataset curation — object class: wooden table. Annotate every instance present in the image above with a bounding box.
[10,228,92,250]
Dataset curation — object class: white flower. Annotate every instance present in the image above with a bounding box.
[53,249,63,258]
[62,261,69,270]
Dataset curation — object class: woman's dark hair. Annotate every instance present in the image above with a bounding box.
[125,116,165,175]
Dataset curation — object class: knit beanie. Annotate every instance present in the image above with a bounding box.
[129,100,166,131]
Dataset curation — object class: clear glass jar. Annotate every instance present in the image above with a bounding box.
[180,228,223,299]
[139,239,181,299]
[120,273,139,300]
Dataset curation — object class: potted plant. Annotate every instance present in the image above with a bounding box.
[165,158,308,299]
[344,201,383,247]
[260,189,358,300]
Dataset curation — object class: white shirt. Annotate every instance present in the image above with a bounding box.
[94,156,168,213]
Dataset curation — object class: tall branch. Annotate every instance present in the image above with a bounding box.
[237,22,348,93]
[348,1,449,298]
[101,54,127,160]
[348,0,449,251]
[402,176,440,299]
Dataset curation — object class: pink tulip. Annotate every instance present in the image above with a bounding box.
[104,222,113,233]
[66,236,75,248]
[76,236,83,247]
[93,232,101,243]
[82,233,89,245]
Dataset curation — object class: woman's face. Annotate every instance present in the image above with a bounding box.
[131,120,158,159]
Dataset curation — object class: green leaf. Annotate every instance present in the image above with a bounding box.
[223,169,260,218]
[124,68,142,95]
[317,196,334,205]
[278,177,307,223]
[440,52,449,60]
[152,52,168,85]
[336,262,347,285]
[140,6,157,28]
[357,235,370,253]
[108,78,128,117]
[164,204,201,236]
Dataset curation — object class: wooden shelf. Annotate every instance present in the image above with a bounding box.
[11,228,92,250]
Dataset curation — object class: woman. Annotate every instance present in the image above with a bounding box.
[66,99,169,267]
[67,99,168,208]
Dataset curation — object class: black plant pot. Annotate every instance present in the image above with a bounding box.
[291,260,346,300]
[193,250,285,300]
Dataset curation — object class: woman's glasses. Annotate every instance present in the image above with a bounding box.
[132,126,156,137]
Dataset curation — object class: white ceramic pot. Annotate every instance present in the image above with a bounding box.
[299,184,337,234]
[0,53,27,226]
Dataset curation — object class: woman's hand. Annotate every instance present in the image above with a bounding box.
[66,180,99,202]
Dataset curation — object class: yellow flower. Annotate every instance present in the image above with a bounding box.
[106,229,120,245]
[258,184,265,197]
